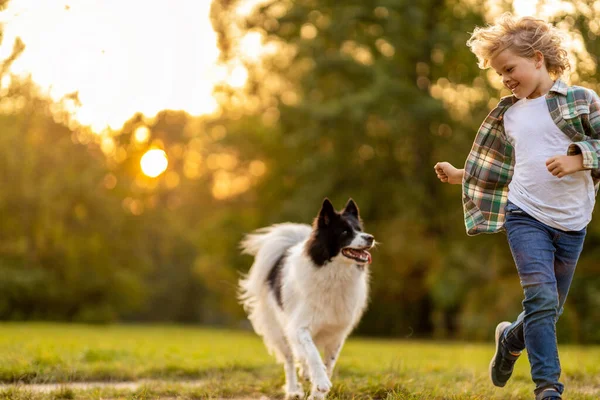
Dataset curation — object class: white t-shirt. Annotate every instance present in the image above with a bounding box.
[504,94,595,231]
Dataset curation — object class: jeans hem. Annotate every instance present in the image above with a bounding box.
[535,386,562,400]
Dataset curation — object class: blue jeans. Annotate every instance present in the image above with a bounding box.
[502,201,586,399]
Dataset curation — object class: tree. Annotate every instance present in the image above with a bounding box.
[210,0,510,337]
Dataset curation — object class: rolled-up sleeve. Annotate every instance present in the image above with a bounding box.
[568,88,600,171]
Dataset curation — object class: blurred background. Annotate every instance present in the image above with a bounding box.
[0,0,599,343]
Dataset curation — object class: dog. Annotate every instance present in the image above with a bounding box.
[238,198,375,400]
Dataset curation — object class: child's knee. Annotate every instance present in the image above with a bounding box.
[522,283,559,317]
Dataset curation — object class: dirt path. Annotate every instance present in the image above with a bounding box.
[0,380,270,399]
[1,381,152,393]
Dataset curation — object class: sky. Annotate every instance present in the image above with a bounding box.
[0,0,563,133]
[0,0,226,132]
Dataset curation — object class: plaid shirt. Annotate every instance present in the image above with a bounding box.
[462,79,600,235]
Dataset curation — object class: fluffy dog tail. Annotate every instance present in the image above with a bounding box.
[238,223,311,313]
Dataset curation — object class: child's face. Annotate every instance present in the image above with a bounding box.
[490,48,550,99]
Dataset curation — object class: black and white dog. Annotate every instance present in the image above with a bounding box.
[239,198,374,400]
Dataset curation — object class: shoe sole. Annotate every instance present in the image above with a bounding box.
[489,321,512,387]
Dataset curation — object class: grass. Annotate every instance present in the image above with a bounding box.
[0,323,599,399]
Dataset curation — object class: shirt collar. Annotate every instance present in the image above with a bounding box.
[548,79,568,96]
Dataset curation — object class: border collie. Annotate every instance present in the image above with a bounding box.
[239,198,374,400]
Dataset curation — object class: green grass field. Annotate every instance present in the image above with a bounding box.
[0,323,598,399]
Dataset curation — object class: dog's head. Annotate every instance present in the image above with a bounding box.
[306,198,375,267]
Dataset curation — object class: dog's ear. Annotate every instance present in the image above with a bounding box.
[342,198,359,218]
[318,198,336,227]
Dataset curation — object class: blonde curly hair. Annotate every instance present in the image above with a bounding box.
[467,13,569,78]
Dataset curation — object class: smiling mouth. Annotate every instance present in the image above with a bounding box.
[341,247,372,264]
[508,83,519,91]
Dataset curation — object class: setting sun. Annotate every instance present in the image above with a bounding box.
[141,149,168,178]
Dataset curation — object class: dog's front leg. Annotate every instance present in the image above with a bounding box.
[296,358,310,381]
[290,327,331,400]
[324,336,345,379]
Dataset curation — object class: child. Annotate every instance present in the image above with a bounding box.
[434,13,600,400]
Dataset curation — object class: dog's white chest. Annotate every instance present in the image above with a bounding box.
[297,264,369,330]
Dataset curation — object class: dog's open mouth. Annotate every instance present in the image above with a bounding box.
[341,247,372,264]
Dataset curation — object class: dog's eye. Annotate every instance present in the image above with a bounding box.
[342,230,349,236]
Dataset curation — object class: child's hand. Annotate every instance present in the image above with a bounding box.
[545,154,585,178]
[434,162,463,185]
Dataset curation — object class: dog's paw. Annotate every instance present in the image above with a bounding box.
[284,381,304,400]
[285,388,305,400]
[308,391,328,400]
[309,375,332,399]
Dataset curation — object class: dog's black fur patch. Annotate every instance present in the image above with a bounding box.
[305,198,364,267]
[267,252,287,308]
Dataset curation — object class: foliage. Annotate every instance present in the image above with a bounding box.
[0,79,149,322]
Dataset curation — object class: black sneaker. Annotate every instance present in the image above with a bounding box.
[489,321,521,387]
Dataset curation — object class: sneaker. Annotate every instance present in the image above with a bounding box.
[489,321,521,387]
[539,388,562,400]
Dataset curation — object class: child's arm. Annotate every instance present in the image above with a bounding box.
[552,88,600,176]
[434,162,464,185]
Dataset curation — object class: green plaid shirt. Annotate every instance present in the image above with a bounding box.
[462,79,600,235]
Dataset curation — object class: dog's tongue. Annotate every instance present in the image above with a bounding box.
[343,248,372,264]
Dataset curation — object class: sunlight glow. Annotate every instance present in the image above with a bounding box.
[513,0,539,16]
[229,65,249,88]
[140,149,168,178]
[513,0,574,18]
[236,0,268,17]
[0,0,222,131]
[134,126,150,144]
[0,0,285,132]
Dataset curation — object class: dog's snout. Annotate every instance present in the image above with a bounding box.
[363,234,374,245]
